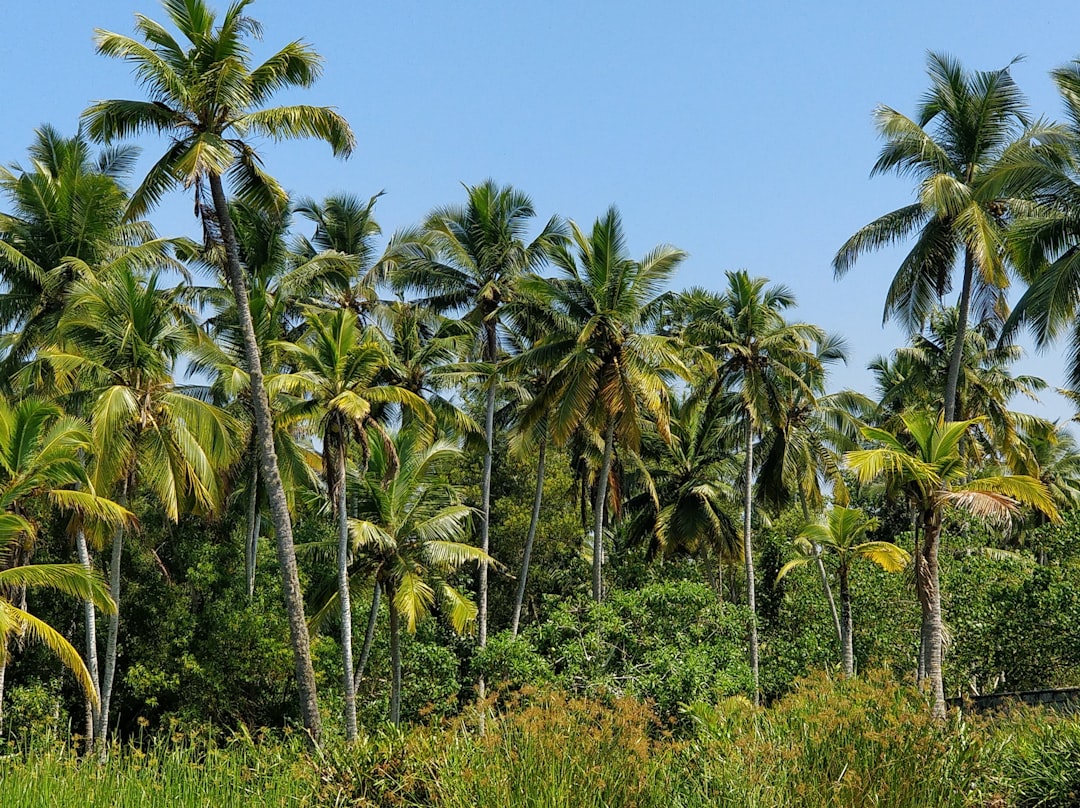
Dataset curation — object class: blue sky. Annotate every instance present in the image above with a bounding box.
[3,0,1080,420]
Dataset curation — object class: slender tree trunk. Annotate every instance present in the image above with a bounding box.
[388,588,401,726]
[742,415,760,705]
[839,567,854,677]
[334,438,357,741]
[245,464,260,600]
[0,658,5,736]
[918,506,947,719]
[511,438,546,636]
[209,173,322,745]
[353,580,380,692]
[593,420,616,603]
[816,549,842,647]
[75,528,101,745]
[476,325,498,725]
[97,481,127,763]
[943,249,975,422]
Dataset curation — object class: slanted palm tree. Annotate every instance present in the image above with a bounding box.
[777,506,910,676]
[515,207,689,603]
[673,274,824,704]
[347,428,489,725]
[276,307,428,740]
[85,0,355,742]
[834,52,1035,421]
[0,396,128,726]
[41,267,238,755]
[846,411,1058,718]
[392,180,565,656]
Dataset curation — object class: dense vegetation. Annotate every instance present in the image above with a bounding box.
[4,0,1080,803]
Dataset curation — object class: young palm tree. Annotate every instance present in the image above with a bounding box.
[276,307,429,740]
[515,207,689,603]
[834,52,1036,421]
[347,428,490,725]
[392,180,565,656]
[672,274,824,704]
[777,506,910,676]
[85,0,355,742]
[846,411,1058,718]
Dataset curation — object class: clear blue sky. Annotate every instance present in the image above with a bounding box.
[3,0,1079,420]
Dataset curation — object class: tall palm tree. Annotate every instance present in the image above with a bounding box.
[673,273,824,704]
[846,411,1057,718]
[834,52,1035,421]
[41,266,238,755]
[276,307,429,741]
[392,180,565,656]
[85,0,355,742]
[515,207,689,603]
[346,428,490,725]
[777,506,910,676]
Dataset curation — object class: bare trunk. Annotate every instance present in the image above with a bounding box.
[388,588,401,726]
[334,437,357,741]
[593,420,616,603]
[245,464,260,600]
[918,506,946,719]
[97,493,125,763]
[511,438,546,636]
[477,325,498,726]
[816,549,842,647]
[742,415,760,705]
[352,580,380,692]
[943,249,975,422]
[839,566,854,677]
[75,528,101,744]
[209,173,322,744]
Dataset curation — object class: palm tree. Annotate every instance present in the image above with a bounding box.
[0,126,175,386]
[392,180,565,656]
[515,207,688,603]
[673,274,824,704]
[0,396,128,729]
[846,411,1057,718]
[777,506,910,676]
[347,428,489,725]
[41,266,238,755]
[834,52,1035,421]
[85,0,355,742]
[276,307,428,740]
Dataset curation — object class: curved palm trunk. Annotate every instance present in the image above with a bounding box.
[352,580,380,692]
[817,551,842,647]
[839,566,854,677]
[334,439,358,741]
[943,249,975,422]
[97,517,123,761]
[594,420,616,602]
[209,173,322,744]
[75,528,101,745]
[388,587,401,726]
[245,460,260,600]
[742,415,760,705]
[511,437,546,636]
[918,505,947,720]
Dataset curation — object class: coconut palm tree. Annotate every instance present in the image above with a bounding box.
[834,52,1036,421]
[392,180,565,656]
[846,410,1058,718]
[85,0,355,741]
[40,266,238,755]
[777,506,910,676]
[347,428,489,725]
[514,207,688,603]
[276,307,429,740]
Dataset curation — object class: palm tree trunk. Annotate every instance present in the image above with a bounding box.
[352,580,380,693]
[245,464,260,600]
[511,437,546,636]
[943,249,975,422]
[839,566,854,677]
[334,439,357,742]
[209,172,322,745]
[388,587,401,726]
[75,527,101,745]
[97,517,123,762]
[817,549,842,647]
[477,327,498,724]
[918,506,947,719]
[593,420,616,602]
[742,415,760,705]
